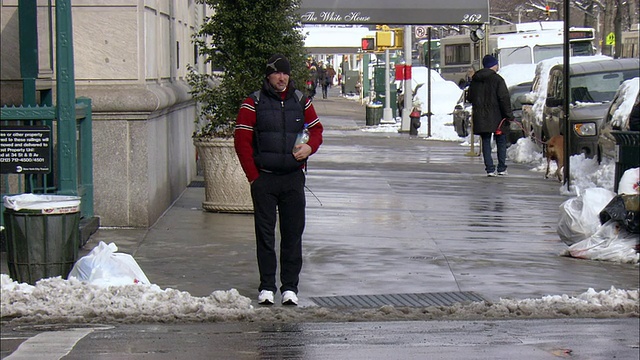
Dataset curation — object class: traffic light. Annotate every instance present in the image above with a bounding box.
[376,31,395,48]
[361,37,375,51]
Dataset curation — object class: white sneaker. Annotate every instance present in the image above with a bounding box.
[282,291,298,306]
[497,170,508,176]
[487,172,497,177]
[258,290,274,305]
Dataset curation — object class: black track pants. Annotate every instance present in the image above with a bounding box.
[251,170,306,294]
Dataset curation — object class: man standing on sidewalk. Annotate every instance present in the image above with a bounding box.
[468,55,513,177]
[234,54,323,306]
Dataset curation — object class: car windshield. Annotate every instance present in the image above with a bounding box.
[570,69,639,103]
[499,46,532,66]
[571,42,595,56]
[533,44,563,63]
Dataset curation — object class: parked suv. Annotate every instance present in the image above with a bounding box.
[507,81,532,144]
[519,55,611,148]
[543,58,639,157]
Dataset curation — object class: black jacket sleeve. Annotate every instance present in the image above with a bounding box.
[497,77,514,121]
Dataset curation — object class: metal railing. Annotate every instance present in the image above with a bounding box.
[0,98,93,227]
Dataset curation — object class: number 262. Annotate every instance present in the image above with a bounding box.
[462,14,482,22]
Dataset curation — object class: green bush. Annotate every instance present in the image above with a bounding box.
[188,0,308,138]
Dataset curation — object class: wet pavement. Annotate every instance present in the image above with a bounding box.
[1,88,639,359]
[3,319,639,359]
[77,92,637,306]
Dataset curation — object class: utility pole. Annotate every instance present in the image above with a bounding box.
[381,48,394,123]
[402,25,412,132]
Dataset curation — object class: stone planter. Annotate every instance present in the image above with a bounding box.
[194,138,253,213]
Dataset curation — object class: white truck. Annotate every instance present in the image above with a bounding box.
[439,21,596,86]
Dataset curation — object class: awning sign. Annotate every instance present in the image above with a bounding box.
[298,0,488,25]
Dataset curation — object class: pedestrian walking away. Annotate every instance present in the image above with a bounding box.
[317,63,329,99]
[467,55,514,177]
[326,64,336,88]
[306,57,318,100]
[234,54,324,306]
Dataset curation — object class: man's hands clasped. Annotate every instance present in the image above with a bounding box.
[293,143,312,161]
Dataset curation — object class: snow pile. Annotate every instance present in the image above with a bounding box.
[2,274,637,324]
[610,77,640,129]
[1,274,253,324]
[498,63,537,88]
[486,287,639,318]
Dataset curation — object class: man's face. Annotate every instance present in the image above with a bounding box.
[268,72,289,92]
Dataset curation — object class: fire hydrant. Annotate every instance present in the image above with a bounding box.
[409,107,421,136]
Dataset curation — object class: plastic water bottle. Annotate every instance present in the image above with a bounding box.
[294,124,310,148]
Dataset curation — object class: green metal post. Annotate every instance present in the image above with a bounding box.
[363,53,370,97]
[18,0,38,106]
[76,97,94,218]
[55,0,78,195]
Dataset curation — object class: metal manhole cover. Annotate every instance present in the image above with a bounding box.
[310,291,485,308]
[188,180,205,188]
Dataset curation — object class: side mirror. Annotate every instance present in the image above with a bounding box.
[546,97,563,107]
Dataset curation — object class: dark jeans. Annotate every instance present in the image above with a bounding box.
[480,132,507,173]
[321,84,329,98]
[250,170,306,294]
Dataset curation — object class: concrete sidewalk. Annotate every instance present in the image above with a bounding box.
[3,90,638,308]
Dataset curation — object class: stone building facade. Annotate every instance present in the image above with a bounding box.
[1,0,209,227]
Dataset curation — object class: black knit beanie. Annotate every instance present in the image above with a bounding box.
[265,54,291,77]
[482,55,499,69]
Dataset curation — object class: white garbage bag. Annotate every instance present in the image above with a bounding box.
[618,167,639,195]
[557,187,616,246]
[567,220,639,263]
[69,241,150,286]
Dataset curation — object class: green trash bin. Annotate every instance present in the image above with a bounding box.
[3,194,81,284]
[366,103,383,126]
[611,130,640,193]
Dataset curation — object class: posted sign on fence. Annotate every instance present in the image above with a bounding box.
[0,126,52,174]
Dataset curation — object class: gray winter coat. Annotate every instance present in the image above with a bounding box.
[467,68,513,134]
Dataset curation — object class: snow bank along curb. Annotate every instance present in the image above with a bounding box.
[1,275,638,324]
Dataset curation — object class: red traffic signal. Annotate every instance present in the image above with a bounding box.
[361,37,375,51]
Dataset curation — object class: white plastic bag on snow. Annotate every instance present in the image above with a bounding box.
[557,187,616,246]
[69,241,151,286]
[567,220,639,263]
[618,167,639,195]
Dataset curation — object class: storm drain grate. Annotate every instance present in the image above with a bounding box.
[310,291,486,308]
[188,180,205,188]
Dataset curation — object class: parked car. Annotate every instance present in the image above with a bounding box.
[519,55,612,148]
[542,58,639,157]
[452,81,532,145]
[507,81,532,144]
[452,95,471,138]
[598,77,640,163]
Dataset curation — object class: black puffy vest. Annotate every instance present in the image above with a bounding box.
[252,84,306,174]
